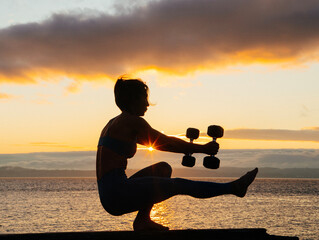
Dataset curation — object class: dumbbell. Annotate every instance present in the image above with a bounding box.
[203,125,224,169]
[182,128,200,167]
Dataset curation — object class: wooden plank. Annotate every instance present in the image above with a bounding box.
[0,229,299,240]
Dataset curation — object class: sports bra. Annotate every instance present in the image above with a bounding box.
[98,135,136,158]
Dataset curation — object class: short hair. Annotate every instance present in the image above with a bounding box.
[114,77,149,112]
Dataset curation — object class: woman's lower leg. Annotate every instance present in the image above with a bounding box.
[131,162,172,231]
[174,168,258,198]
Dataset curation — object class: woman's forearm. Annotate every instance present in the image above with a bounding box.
[155,136,204,154]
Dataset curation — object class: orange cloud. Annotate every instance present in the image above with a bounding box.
[0,92,13,99]
[1,0,319,84]
[65,81,82,94]
[223,128,319,142]
[302,127,319,131]
[191,127,319,143]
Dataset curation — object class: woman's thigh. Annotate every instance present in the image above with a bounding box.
[129,161,172,179]
[98,168,175,215]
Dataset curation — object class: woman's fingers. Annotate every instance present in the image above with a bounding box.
[204,141,219,155]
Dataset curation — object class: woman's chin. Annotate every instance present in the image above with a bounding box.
[140,110,147,116]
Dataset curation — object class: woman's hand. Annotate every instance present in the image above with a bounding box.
[202,141,219,155]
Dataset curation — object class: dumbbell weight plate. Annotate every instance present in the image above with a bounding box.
[203,156,220,169]
[186,128,200,140]
[207,125,224,138]
[182,155,196,167]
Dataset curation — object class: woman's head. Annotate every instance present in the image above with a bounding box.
[114,77,149,116]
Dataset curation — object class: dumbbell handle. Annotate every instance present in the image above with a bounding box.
[210,137,218,157]
[182,127,199,168]
[186,139,194,156]
[203,138,220,169]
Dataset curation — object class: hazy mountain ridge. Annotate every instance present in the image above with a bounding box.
[1,149,318,170]
[1,166,318,178]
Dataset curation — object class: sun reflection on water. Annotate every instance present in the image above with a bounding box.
[150,201,174,229]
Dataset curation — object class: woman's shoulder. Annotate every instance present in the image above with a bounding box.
[127,114,150,129]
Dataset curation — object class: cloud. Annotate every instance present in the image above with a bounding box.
[258,151,319,168]
[303,126,319,130]
[196,127,319,142]
[1,0,319,83]
[221,149,319,168]
[0,92,13,99]
[65,81,82,94]
[223,128,319,142]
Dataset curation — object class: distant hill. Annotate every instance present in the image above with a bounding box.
[1,166,318,178]
[0,166,95,178]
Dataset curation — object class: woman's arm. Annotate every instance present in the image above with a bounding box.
[136,117,219,155]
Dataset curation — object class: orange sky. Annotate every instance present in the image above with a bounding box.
[1,0,319,155]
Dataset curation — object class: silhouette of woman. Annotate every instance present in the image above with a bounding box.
[97,77,258,231]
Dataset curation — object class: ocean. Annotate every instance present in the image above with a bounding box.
[1,177,318,240]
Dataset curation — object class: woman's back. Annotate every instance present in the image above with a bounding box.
[96,113,138,180]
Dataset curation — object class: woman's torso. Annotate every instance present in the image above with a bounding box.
[96,113,138,180]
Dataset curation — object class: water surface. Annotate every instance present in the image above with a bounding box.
[1,178,318,240]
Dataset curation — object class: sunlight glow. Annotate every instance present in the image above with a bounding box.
[148,146,155,152]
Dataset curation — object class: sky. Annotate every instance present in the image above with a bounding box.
[1,0,319,170]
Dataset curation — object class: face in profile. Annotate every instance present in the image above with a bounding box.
[132,95,149,116]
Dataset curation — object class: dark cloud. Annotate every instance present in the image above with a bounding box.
[1,0,319,83]
[219,149,319,168]
[258,151,319,168]
[224,128,319,142]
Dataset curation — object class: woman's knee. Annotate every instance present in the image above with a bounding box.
[156,161,172,177]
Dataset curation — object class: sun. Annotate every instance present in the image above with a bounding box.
[148,146,154,151]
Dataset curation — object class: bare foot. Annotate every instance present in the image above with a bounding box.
[133,217,169,232]
[231,168,258,198]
